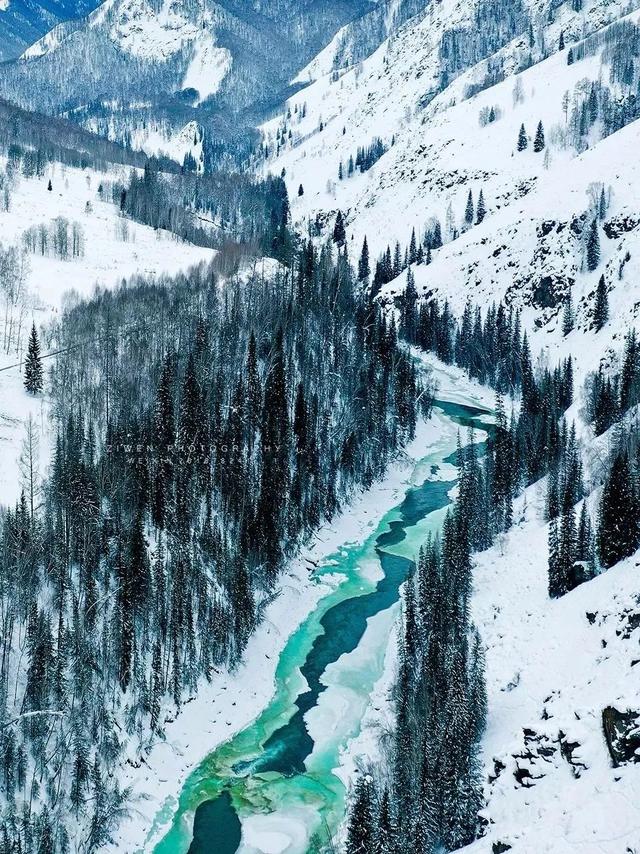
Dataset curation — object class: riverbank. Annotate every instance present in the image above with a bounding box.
[108,367,491,853]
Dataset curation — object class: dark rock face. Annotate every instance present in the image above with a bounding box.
[511,728,558,787]
[507,217,579,320]
[602,706,640,767]
[603,214,640,240]
[617,609,640,639]
[532,274,574,310]
[565,560,596,594]
[559,730,587,777]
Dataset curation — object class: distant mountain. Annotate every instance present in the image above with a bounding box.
[0,0,100,60]
[0,0,377,165]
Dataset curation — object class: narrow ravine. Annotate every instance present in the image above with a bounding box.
[149,398,492,854]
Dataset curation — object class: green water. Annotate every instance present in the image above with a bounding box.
[149,400,492,854]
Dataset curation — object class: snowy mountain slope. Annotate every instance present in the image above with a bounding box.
[264,0,638,250]
[467,478,640,853]
[329,353,640,854]
[0,0,100,60]
[0,0,378,161]
[0,1,638,852]
[0,157,214,507]
[81,115,207,169]
[292,0,427,83]
[264,2,640,390]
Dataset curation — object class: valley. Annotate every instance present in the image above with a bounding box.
[0,1,638,853]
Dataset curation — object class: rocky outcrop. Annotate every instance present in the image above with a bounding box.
[602,706,640,767]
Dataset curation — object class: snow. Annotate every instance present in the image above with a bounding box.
[182,37,232,103]
[103,0,201,60]
[269,0,637,253]
[241,811,315,854]
[0,159,215,508]
[7,0,640,847]
[22,0,229,70]
[464,480,640,853]
[0,161,213,311]
[262,0,640,409]
[129,120,204,167]
[22,23,71,58]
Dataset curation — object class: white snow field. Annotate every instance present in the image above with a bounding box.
[467,479,640,853]
[2,0,639,849]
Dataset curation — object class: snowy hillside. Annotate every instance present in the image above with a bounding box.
[0,0,100,60]
[0,0,639,853]
[0,157,214,507]
[0,0,377,162]
[263,2,640,386]
[468,473,640,853]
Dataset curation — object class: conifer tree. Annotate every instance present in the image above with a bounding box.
[432,219,443,249]
[24,322,44,394]
[393,241,402,276]
[256,327,291,574]
[593,274,608,330]
[409,228,417,265]
[246,331,263,446]
[562,293,574,336]
[401,267,418,343]
[586,220,600,272]
[376,787,394,854]
[297,184,304,196]
[517,124,528,151]
[599,186,607,220]
[548,515,562,597]
[358,236,370,283]
[346,776,374,854]
[476,189,486,224]
[619,328,639,413]
[558,505,577,590]
[598,451,640,568]
[464,190,474,227]
[575,502,594,569]
[533,121,545,152]
[333,210,346,245]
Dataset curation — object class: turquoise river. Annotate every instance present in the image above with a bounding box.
[148,397,493,854]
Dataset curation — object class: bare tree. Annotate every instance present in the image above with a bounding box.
[19,414,41,520]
